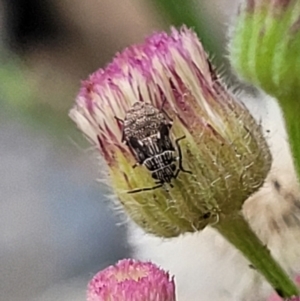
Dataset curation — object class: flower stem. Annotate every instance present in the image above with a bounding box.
[278,95,300,181]
[213,213,299,298]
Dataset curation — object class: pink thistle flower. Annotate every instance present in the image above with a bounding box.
[70,26,271,237]
[87,259,176,301]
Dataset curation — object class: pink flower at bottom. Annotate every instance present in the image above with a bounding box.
[87,259,176,301]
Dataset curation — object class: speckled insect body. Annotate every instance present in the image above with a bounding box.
[121,102,173,164]
[117,101,191,193]
[144,150,177,183]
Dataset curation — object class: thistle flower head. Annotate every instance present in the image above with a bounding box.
[87,259,175,301]
[70,26,271,237]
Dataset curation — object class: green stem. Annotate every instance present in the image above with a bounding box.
[213,213,299,298]
[278,97,300,180]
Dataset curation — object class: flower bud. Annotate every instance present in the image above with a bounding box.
[229,0,300,180]
[70,26,271,237]
[229,0,300,100]
[87,259,176,301]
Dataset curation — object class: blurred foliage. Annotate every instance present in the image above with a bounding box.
[0,51,31,106]
[0,49,80,145]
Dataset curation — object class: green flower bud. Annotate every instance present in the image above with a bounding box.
[230,0,300,98]
[70,27,271,238]
[229,0,300,179]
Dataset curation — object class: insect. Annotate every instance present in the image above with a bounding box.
[116,101,173,164]
[128,136,192,193]
[116,101,191,194]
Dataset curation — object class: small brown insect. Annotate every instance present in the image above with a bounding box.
[115,101,191,194]
[116,101,173,164]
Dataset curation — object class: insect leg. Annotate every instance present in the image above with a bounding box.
[162,110,173,123]
[174,169,180,179]
[160,97,167,111]
[114,116,126,142]
[114,116,124,123]
[175,136,192,174]
[127,184,163,194]
[160,98,173,123]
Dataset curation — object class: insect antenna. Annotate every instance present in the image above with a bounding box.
[159,97,173,123]
[127,184,163,194]
[114,116,124,123]
[114,116,126,142]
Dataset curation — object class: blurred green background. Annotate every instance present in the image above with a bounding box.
[0,1,238,300]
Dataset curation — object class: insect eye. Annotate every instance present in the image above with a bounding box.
[171,164,176,171]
